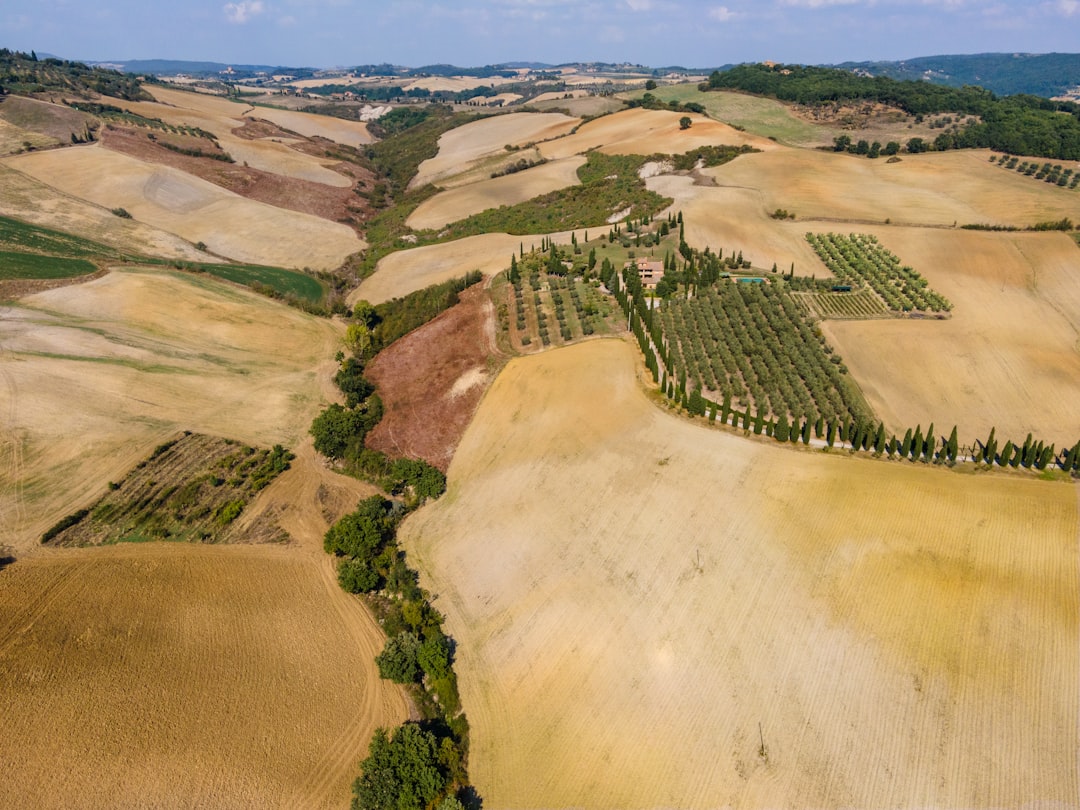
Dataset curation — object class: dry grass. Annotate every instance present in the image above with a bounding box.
[0,266,343,554]
[538,108,777,161]
[410,112,579,189]
[349,228,587,307]
[406,156,586,230]
[3,145,363,269]
[0,163,213,262]
[0,541,408,809]
[401,338,1078,809]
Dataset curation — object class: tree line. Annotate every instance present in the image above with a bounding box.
[705,63,1080,160]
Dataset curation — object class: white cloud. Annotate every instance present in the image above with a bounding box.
[1055,0,1078,14]
[224,0,265,24]
[708,5,741,21]
[779,0,862,7]
[624,0,654,10]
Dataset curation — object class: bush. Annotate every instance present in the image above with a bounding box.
[376,631,423,683]
[338,557,380,593]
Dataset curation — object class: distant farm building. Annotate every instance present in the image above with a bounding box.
[627,257,665,289]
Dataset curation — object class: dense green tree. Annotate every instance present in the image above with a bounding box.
[338,558,380,593]
[376,632,423,683]
[351,723,448,810]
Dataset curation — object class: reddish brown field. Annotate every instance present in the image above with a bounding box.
[99,124,369,227]
[364,285,501,470]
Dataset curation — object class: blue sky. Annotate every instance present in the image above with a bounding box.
[4,0,1078,68]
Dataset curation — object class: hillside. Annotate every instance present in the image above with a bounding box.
[836,52,1080,99]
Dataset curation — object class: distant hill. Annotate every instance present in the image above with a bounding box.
[91,59,316,78]
[834,53,1080,98]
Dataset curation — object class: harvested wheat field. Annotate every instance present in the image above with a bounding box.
[122,87,355,187]
[0,542,408,809]
[3,145,362,268]
[349,229,587,307]
[0,164,213,262]
[538,107,777,161]
[647,173,825,273]
[821,227,1080,443]
[406,156,586,230]
[0,267,342,553]
[402,338,1078,809]
[410,112,579,189]
[701,147,1080,228]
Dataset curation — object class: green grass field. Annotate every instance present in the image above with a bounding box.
[0,250,98,280]
[191,262,326,303]
[639,84,828,146]
[0,214,121,259]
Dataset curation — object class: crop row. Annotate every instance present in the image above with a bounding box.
[802,288,889,319]
[509,273,606,348]
[990,154,1079,189]
[806,232,952,313]
[657,280,868,426]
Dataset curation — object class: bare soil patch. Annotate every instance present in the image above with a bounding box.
[364,285,500,471]
[402,338,1078,808]
[0,542,408,809]
[0,96,95,144]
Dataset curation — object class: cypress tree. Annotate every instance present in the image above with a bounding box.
[1020,433,1033,467]
[720,393,730,425]
[984,427,998,464]
[873,423,886,454]
[911,425,923,461]
[814,415,824,438]
[826,420,836,447]
[753,408,764,435]
[1036,444,1054,471]
[946,426,958,463]
[923,423,935,463]
[886,436,897,458]
[743,409,753,430]
[901,428,913,459]
[801,418,812,444]
[775,413,790,442]
[708,404,717,423]
[999,440,1014,468]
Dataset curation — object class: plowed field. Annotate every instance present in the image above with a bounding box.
[0,542,408,809]
[401,338,1078,809]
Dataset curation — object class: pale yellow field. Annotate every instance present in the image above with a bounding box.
[406,156,586,230]
[822,228,1080,442]
[0,542,408,810]
[124,86,355,186]
[403,76,521,93]
[3,145,363,268]
[402,339,1078,808]
[0,163,214,262]
[0,267,342,554]
[538,107,778,161]
[0,118,58,155]
[236,103,373,148]
[410,112,579,188]
[700,147,1080,228]
[349,228,589,306]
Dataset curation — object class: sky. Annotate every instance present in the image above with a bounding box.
[3,0,1079,69]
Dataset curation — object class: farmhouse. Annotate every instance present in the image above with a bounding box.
[627,257,665,289]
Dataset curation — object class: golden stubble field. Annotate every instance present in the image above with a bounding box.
[0,267,341,553]
[0,266,408,807]
[2,145,363,269]
[410,112,579,189]
[406,155,587,231]
[0,542,408,809]
[402,339,1078,809]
